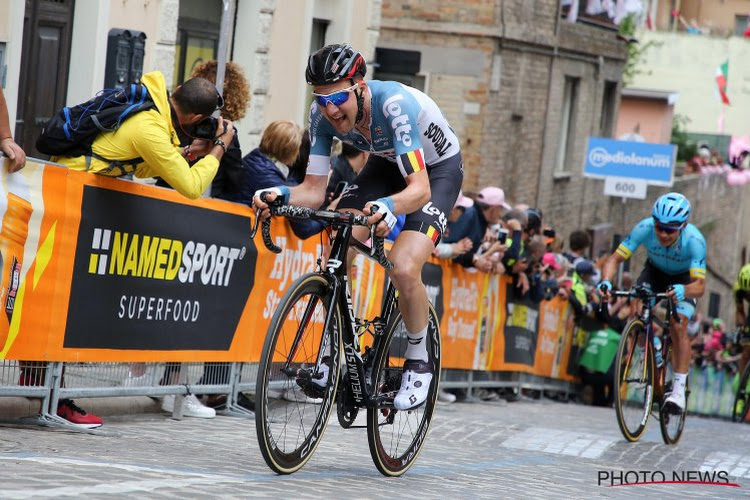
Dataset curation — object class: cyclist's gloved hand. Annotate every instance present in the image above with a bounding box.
[669,284,686,302]
[254,186,290,207]
[369,197,398,231]
[598,280,612,295]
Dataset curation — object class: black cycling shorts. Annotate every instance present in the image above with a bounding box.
[637,260,697,318]
[337,153,463,246]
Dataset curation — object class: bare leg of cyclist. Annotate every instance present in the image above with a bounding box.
[387,230,435,410]
[665,313,690,412]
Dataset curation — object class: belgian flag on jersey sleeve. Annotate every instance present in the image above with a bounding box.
[396,148,426,177]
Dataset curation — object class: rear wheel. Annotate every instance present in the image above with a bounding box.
[614,319,654,442]
[255,274,341,474]
[732,361,750,423]
[659,344,688,444]
[367,305,440,476]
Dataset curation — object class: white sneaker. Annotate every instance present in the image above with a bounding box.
[394,360,433,411]
[182,394,216,418]
[161,394,216,418]
[283,385,322,404]
[664,391,685,414]
[438,389,456,404]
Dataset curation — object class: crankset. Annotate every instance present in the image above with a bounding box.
[337,373,359,428]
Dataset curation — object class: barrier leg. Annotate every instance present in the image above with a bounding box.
[30,362,108,434]
[463,371,481,403]
[219,362,254,418]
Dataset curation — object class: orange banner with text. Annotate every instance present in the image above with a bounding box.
[0,159,579,383]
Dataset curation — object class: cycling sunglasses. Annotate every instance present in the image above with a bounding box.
[312,84,358,107]
[653,218,683,234]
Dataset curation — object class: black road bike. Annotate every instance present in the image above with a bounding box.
[731,328,750,423]
[608,287,690,444]
[250,200,440,476]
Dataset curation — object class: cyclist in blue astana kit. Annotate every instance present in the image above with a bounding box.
[253,44,462,410]
[599,192,706,414]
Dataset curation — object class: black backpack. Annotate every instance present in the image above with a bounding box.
[36,83,156,159]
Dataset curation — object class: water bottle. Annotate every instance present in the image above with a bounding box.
[652,336,663,368]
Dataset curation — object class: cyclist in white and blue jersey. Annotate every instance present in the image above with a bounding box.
[599,192,707,414]
[253,44,462,411]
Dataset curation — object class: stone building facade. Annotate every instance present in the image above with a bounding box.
[378,0,748,320]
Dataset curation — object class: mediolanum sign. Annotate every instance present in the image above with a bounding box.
[583,137,676,186]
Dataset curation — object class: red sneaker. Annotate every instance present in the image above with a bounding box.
[57,399,103,429]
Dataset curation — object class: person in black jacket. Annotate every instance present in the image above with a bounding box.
[325,142,368,201]
[239,121,323,239]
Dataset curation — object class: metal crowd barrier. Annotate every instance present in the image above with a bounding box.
[0,359,738,430]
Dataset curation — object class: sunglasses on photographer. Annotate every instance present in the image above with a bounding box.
[215,89,224,110]
[311,84,358,107]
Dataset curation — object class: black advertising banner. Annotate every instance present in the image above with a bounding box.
[503,282,539,366]
[64,186,256,350]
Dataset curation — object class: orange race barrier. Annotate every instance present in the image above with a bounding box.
[0,159,579,383]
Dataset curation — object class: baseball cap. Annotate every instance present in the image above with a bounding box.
[453,191,474,209]
[477,186,511,210]
[575,259,596,276]
[542,252,560,270]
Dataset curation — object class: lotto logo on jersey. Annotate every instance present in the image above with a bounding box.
[382,94,413,147]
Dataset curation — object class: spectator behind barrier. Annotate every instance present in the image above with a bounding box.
[569,259,597,322]
[0,87,26,172]
[12,83,105,426]
[157,60,249,200]
[54,71,235,199]
[238,122,323,239]
[326,142,369,202]
[564,229,591,265]
[148,60,255,417]
[445,186,511,272]
[433,191,473,259]
[499,208,527,293]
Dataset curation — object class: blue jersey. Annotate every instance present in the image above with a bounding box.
[307,80,460,177]
[616,218,706,279]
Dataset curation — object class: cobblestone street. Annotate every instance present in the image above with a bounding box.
[0,397,748,498]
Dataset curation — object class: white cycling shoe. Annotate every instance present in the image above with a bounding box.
[663,391,685,414]
[394,360,433,411]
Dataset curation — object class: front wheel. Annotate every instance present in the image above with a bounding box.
[732,360,750,423]
[367,305,440,477]
[255,273,342,474]
[614,319,654,442]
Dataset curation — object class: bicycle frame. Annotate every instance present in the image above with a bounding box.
[330,223,398,407]
[616,289,679,402]
[271,213,398,408]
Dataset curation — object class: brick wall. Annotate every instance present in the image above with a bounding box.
[382,0,497,25]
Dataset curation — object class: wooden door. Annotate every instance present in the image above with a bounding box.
[15,0,75,158]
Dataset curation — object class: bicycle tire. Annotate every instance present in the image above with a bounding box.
[659,344,688,444]
[367,305,440,477]
[614,319,654,442]
[255,273,342,474]
[732,361,750,423]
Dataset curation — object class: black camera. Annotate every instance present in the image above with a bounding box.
[190,116,227,140]
[543,228,556,238]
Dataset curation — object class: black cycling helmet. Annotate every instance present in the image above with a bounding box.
[526,208,543,232]
[306,43,367,86]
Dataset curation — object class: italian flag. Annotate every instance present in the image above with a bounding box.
[716,60,730,105]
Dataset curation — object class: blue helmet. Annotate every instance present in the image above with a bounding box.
[652,192,690,225]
